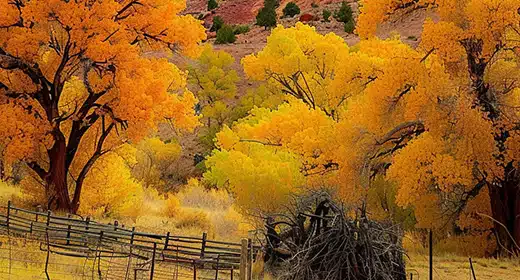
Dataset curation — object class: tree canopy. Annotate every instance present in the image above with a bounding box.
[204,18,520,255]
[0,0,206,212]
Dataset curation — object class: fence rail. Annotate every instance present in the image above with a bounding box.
[0,201,260,279]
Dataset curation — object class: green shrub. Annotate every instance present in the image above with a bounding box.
[334,1,353,23]
[283,2,301,18]
[233,25,250,35]
[215,25,236,44]
[344,19,355,33]
[210,16,224,32]
[323,9,331,22]
[208,0,218,11]
[256,5,277,29]
[264,0,280,9]
[311,2,319,8]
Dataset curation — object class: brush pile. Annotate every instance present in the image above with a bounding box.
[262,192,406,280]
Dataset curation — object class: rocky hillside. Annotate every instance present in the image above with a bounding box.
[185,0,348,25]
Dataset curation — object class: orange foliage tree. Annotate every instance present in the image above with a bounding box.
[0,0,205,213]
[357,0,520,253]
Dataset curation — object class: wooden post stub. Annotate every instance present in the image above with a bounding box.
[46,210,51,230]
[429,229,433,280]
[239,238,248,280]
[150,242,157,280]
[6,201,11,228]
[200,232,207,258]
[247,238,253,280]
[165,231,170,250]
[130,227,135,244]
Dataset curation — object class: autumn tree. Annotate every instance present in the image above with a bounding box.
[206,22,512,258]
[188,45,238,149]
[0,0,205,213]
[131,137,182,191]
[357,0,520,254]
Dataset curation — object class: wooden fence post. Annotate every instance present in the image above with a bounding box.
[85,216,90,231]
[150,242,156,280]
[130,227,135,244]
[469,258,476,280]
[46,210,51,231]
[165,231,170,250]
[6,201,11,228]
[429,229,433,280]
[201,232,207,258]
[247,238,253,280]
[84,216,90,246]
[214,254,220,280]
[66,214,71,245]
[193,261,197,280]
[239,239,248,280]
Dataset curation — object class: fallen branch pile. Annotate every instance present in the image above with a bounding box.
[263,192,406,280]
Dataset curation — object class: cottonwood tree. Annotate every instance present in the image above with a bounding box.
[357,0,520,255]
[205,21,520,256]
[0,0,205,213]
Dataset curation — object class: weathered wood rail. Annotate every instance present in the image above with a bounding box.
[0,201,260,279]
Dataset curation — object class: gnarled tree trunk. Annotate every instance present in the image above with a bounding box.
[488,165,520,255]
[46,131,72,212]
[463,38,520,255]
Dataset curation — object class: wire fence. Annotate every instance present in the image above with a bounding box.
[0,201,260,280]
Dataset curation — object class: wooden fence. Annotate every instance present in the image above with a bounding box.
[0,201,260,279]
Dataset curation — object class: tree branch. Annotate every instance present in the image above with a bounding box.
[27,161,48,181]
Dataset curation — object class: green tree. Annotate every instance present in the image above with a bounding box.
[216,25,237,44]
[334,2,353,23]
[344,19,355,33]
[256,3,277,30]
[210,16,224,32]
[208,0,218,11]
[283,2,301,18]
[323,9,332,22]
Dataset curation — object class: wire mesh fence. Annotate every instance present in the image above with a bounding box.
[0,201,259,280]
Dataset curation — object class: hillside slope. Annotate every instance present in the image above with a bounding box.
[185,0,347,25]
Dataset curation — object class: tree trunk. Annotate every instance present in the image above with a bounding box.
[488,165,520,255]
[462,38,520,255]
[46,131,72,212]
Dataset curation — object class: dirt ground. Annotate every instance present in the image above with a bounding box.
[407,253,520,280]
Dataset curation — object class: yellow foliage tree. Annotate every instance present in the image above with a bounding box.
[132,137,182,190]
[188,45,239,149]
[242,23,352,120]
[0,0,205,212]
[79,150,144,219]
[357,0,520,254]
[207,21,518,256]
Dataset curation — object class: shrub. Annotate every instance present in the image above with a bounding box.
[164,195,181,217]
[0,180,22,206]
[344,19,355,33]
[311,2,319,8]
[210,16,224,32]
[334,1,353,23]
[256,5,277,29]
[264,0,280,9]
[323,9,331,22]
[174,208,212,231]
[215,24,236,44]
[283,2,301,18]
[233,25,250,35]
[207,0,218,11]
